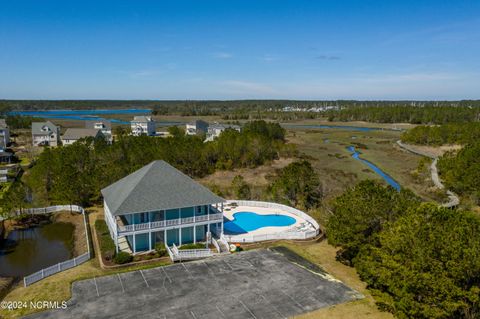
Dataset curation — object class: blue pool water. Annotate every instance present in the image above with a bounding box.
[347,146,401,191]
[224,212,296,234]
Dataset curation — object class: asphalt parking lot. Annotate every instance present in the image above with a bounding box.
[28,248,361,319]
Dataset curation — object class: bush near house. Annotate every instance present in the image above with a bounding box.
[113,251,133,264]
[178,243,206,250]
[94,219,116,261]
[154,243,167,257]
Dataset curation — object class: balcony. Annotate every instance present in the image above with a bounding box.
[117,212,223,234]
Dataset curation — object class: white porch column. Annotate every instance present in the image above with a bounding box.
[179,227,182,246]
[148,231,152,251]
[133,234,136,254]
[193,225,196,244]
[164,230,167,245]
[115,233,119,253]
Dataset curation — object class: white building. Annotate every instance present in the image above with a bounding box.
[86,120,112,142]
[62,128,105,145]
[205,123,241,142]
[186,120,209,136]
[131,116,156,136]
[0,119,10,150]
[32,121,60,147]
[101,160,225,255]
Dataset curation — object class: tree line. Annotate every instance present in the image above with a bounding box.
[327,105,480,124]
[327,180,480,318]
[438,142,480,204]
[401,122,480,145]
[4,121,287,210]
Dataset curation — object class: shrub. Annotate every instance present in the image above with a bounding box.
[114,251,133,264]
[155,243,167,257]
[94,219,116,261]
[178,242,206,250]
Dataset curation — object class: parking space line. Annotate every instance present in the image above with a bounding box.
[117,274,125,293]
[223,260,234,271]
[260,294,287,319]
[238,299,257,319]
[140,270,149,287]
[160,267,172,283]
[202,261,216,276]
[281,290,304,310]
[181,263,193,278]
[93,277,100,297]
[190,310,198,319]
[215,304,227,318]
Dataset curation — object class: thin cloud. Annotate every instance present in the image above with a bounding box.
[315,55,341,60]
[213,52,233,59]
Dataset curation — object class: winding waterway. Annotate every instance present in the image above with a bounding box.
[346,146,401,191]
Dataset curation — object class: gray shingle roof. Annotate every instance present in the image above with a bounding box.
[63,128,102,140]
[101,160,225,216]
[132,116,153,122]
[32,121,58,135]
[85,119,111,130]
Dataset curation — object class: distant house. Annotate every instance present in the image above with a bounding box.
[101,160,225,254]
[0,167,8,182]
[32,121,60,147]
[0,151,13,165]
[62,128,105,145]
[86,119,112,142]
[131,116,156,136]
[0,119,10,150]
[186,120,209,136]
[205,123,241,142]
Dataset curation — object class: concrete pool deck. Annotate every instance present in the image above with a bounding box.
[223,203,317,242]
[27,248,361,319]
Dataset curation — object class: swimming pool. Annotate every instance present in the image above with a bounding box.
[224,211,296,234]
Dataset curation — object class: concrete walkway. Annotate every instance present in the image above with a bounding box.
[396,140,459,208]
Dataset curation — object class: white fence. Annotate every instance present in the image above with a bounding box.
[22,205,91,287]
[223,200,320,243]
[166,243,214,262]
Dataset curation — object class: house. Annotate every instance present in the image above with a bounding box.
[86,119,112,142]
[61,128,105,145]
[32,121,60,146]
[0,119,10,150]
[205,123,241,142]
[101,160,225,254]
[0,151,13,164]
[131,116,156,136]
[186,120,209,136]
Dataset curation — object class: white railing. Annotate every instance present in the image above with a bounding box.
[223,200,320,243]
[117,213,223,234]
[22,204,91,286]
[167,243,214,261]
[212,237,221,253]
[0,169,8,174]
[219,233,230,251]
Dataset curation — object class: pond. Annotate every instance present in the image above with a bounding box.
[347,146,401,191]
[0,222,74,278]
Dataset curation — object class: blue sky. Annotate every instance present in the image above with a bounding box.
[0,1,479,100]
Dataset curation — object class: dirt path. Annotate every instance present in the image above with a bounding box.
[396,141,459,208]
